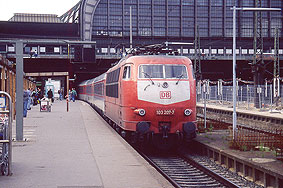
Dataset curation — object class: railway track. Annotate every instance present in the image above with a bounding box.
[140,152,240,188]
[138,149,263,188]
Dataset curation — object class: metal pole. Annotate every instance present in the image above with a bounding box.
[204,81,207,129]
[232,6,237,140]
[270,84,273,112]
[16,41,24,141]
[130,6,133,49]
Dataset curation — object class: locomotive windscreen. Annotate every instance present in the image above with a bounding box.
[139,64,188,79]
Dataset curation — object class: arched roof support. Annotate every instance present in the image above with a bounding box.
[80,0,100,41]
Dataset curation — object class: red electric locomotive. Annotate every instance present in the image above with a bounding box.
[79,46,197,149]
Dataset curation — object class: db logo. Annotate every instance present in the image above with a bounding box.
[160,91,171,99]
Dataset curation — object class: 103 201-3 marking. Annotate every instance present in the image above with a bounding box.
[156,109,175,116]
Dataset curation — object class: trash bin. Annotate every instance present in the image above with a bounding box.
[40,99,51,112]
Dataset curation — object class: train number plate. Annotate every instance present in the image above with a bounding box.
[156,109,175,116]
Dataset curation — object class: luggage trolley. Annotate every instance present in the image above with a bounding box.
[0,92,12,176]
[40,98,51,112]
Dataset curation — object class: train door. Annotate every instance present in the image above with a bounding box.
[119,64,132,124]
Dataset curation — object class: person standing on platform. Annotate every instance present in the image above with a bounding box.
[59,89,63,101]
[37,88,43,100]
[47,89,53,102]
[27,88,31,110]
[23,89,29,117]
[68,90,71,101]
[71,88,77,102]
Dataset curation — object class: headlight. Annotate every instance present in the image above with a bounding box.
[134,109,146,116]
[184,109,192,116]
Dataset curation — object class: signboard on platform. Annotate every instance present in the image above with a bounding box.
[0,97,6,108]
[41,101,48,106]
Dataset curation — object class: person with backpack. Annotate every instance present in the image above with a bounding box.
[47,89,54,102]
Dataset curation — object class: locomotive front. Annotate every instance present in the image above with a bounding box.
[125,55,197,148]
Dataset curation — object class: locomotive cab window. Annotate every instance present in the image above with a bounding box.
[139,64,188,79]
[122,66,131,79]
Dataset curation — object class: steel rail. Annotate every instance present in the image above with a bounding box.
[181,153,241,188]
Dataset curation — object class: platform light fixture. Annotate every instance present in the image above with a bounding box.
[231,6,281,140]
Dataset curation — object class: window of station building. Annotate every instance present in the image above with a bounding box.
[139,5,151,16]
[225,18,233,37]
[182,5,194,17]
[197,18,209,37]
[124,4,137,16]
[139,28,152,36]
[62,46,68,55]
[210,0,223,6]
[226,0,237,6]
[197,0,208,6]
[109,16,122,27]
[153,27,166,36]
[40,47,46,54]
[24,47,31,54]
[211,18,223,37]
[126,0,137,4]
[112,0,122,4]
[169,17,180,28]
[168,28,180,37]
[94,16,107,27]
[109,3,122,15]
[153,5,166,16]
[168,5,180,17]
[139,0,151,4]
[182,27,194,37]
[46,46,56,54]
[168,0,180,5]
[54,47,60,54]
[0,45,6,52]
[271,0,282,7]
[240,18,253,37]
[154,0,166,5]
[7,46,15,53]
[241,1,254,6]
[153,17,165,27]
[95,3,107,14]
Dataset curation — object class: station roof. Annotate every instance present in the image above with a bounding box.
[9,13,63,23]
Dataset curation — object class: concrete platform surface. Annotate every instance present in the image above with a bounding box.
[0,100,173,188]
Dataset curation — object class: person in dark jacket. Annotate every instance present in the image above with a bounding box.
[47,89,53,102]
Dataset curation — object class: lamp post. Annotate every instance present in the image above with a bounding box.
[231,6,281,140]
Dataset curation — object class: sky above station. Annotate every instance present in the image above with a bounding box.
[0,0,80,21]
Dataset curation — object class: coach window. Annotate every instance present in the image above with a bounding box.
[122,66,131,79]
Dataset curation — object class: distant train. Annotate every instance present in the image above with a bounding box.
[78,50,197,149]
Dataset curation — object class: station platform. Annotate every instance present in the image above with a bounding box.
[0,100,173,188]
[193,130,283,187]
[194,103,283,187]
